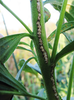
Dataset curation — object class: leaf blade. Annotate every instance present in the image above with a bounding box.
[19,59,41,75]
[55,41,74,62]
[47,21,74,42]
[0,33,31,63]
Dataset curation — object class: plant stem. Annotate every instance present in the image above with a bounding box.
[30,0,50,66]
[67,55,74,100]
[0,91,46,100]
[51,0,68,62]
[30,1,59,99]
[0,1,32,34]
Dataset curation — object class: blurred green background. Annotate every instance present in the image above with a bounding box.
[0,0,74,99]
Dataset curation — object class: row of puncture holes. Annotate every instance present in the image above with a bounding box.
[36,0,48,63]
[37,0,62,99]
[51,65,62,100]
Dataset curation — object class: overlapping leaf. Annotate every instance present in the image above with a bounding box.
[47,21,74,42]
[16,57,37,80]
[18,59,41,76]
[35,88,46,100]
[0,33,30,63]
[19,41,30,46]
[17,46,33,53]
[44,7,51,22]
[55,41,74,62]
[0,63,30,95]
[43,0,74,21]
[0,63,44,99]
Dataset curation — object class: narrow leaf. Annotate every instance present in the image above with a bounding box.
[0,63,45,99]
[35,88,46,100]
[17,46,33,53]
[0,63,30,95]
[51,0,68,61]
[19,41,30,46]
[63,32,73,42]
[0,33,31,63]
[16,57,36,80]
[0,91,28,96]
[55,41,74,62]
[33,63,41,74]
[48,43,52,49]
[44,7,51,23]
[30,40,34,51]
[65,12,74,22]
[0,82,13,100]
[43,0,74,22]
[19,59,41,76]
[0,90,46,100]
[47,21,74,42]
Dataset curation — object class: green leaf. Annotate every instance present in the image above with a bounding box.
[18,59,41,77]
[0,81,13,100]
[0,63,45,100]
[44,7,51,23]
[0,92,13,100]
[0,82,16,91]
[16,57,37,80]
[65,12,74,21]
[12,96,19,100]
[0,90,46,100]
[48,42,52,49]
[33,63,41,74]
[30,40,34,51]
[44,0,74,21]
[55,41,74,62]
[63,32,73,42]
[47,21,74,42]
[0,63,28,93]
[0,33,31,63]
[51,0,68,62]
[17,46,33,53]
[30,40,38,61]
[19,41,30,47]
[34,88,47,100]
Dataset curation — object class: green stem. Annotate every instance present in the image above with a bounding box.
[67,55,74,100]
[30,1,60,100]
[73,72,74,96]
[30,0,50,66]
[0,1,32,34]
[51,0,68,62]
[0,91,46,100]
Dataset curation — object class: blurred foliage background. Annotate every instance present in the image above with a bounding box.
[0,0,74,100]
